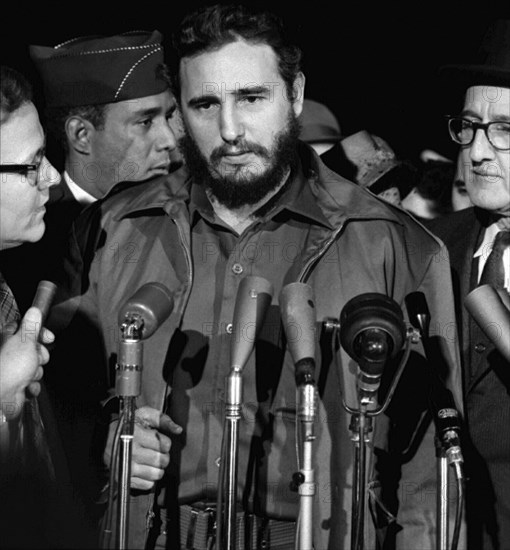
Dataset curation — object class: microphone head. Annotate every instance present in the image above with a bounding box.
[230,276,273,370]
[339,293,406,370]
[279,282,316,364]
[118,282,174,340]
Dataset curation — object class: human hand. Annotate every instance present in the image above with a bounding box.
[104,405,183,490]
[0,307,55,419]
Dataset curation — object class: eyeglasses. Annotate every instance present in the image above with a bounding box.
[0,163,40,186]
[446,116,510,151]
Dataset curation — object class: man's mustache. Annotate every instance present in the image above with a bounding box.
[211,141,269,162]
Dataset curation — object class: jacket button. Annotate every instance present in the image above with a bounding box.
[474,343,486,353]
[232,263,243,275]
[226,323,233,334]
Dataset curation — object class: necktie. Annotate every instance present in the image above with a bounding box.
[479,230,510,290]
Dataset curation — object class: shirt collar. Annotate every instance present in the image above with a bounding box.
[188,161,331,229]
[63,171,97,205]
[474,222,501,258]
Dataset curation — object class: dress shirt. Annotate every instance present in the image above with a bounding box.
[160,167,331,516]
[63,171,97,205]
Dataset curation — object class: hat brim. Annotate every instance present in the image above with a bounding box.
[439,64,510,88]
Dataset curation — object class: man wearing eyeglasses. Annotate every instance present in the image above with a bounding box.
[0,65,83,548]
[0,64,60,416]
[431,19,510,550]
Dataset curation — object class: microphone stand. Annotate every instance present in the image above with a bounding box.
[279,282,318,550]
[325,319,416,550]
[115,314,144,550]
[437,442,449,550]
[294,363,317,550]
[218,365,243,550]
[216,276,273,550]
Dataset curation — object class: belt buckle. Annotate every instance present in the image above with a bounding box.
[185,503,217,550]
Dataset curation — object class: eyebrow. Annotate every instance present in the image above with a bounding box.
[20,140,46,165]
[187,84,274,108]
[133,104,176,118]
[461,109,510,123]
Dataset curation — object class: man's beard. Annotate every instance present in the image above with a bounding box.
[179,112,301,209]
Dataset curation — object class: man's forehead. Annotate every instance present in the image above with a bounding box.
[464,85,510,110]
[106,90,176,117]
[180,40,281,90]
[0,102,44,161]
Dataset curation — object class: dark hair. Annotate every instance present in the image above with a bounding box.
[171,3,302,101]
[415,160,454,214]
[45,104,107,152]
[0,66,33,125]
[369,159,418,199]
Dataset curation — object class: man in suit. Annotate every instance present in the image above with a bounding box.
[1,30,178,311]
[430,19,510,550]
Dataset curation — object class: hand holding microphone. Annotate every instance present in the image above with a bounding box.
[0,281,57,420]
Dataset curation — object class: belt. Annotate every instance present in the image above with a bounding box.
[159,503,296,550]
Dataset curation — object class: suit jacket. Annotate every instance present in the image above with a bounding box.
[431,207,510,550]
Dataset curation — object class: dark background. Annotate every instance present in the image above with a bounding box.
[1,3,508,166]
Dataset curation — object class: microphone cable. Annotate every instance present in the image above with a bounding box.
[100,408,125,549]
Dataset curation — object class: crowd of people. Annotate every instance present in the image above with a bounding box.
[0,5,508,550]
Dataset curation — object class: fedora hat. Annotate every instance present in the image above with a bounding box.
[439,19,510,88]
[339,130,399,189]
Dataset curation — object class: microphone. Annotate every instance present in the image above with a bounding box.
[406,291,464,477]
[280,282,317,424]
[279,282,316,385]
[429,378,464,477]
[230,275,273,372]
[340,293,406,402]
[31,280,57,331]
[118,282,175,340]
[465,284,510,362]
[116,282,174,397]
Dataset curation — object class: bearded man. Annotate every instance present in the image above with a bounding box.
[51,5,464,549]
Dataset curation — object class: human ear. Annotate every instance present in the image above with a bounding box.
[65,116,95,155]
[291,72,306,118]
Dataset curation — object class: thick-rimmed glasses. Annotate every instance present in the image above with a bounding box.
[0,163,40,186]
[446,116,510,151]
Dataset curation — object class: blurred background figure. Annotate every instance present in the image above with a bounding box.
[401,159,455,221]
[298,97,342,155]
[298,100,416,206]
[452,150,473,212]
[324,129,415,206]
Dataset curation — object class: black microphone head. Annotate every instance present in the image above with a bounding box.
[118,282,174,340]
[339,293,406,371]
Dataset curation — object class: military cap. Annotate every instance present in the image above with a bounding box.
[29,30,169,108]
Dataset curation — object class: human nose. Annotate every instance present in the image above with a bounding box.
[37,157,60,190]
[469,127,495,164]
[156,120,177,151]
[219,103,244,143]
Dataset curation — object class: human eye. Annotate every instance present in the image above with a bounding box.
[239,93,265,105]
[489,121,510,149]
[196,100,218,112]
[139,117,154,128]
